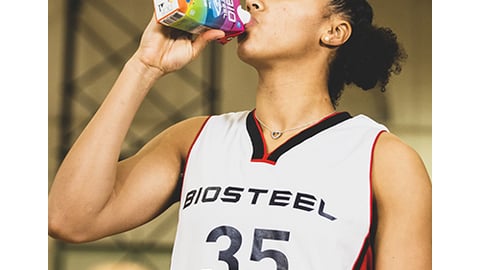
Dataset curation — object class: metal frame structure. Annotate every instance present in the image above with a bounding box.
[53,0,221,269]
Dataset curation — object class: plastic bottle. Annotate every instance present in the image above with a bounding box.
[153,0,251,44]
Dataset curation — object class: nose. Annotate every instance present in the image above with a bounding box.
[246,0,263,12]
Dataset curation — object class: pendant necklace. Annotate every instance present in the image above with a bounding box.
[256,117,319,140]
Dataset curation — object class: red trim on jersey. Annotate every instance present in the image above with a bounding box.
[352,130,386,270]
[179,116,213,199]
[250,158,277,165]
[357,245,374,270]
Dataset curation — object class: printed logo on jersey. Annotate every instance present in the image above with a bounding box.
[182,185,337,221]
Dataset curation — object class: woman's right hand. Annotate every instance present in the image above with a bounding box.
[132,14,225,78]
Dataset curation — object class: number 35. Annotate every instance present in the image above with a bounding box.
[206,225,290,270]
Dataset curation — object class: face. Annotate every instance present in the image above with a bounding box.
[237,0,332,67]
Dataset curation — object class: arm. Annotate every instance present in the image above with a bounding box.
[48,15,224,243]
[372,132,432,269]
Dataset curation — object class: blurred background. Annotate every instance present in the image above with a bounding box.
[48,0,431,269]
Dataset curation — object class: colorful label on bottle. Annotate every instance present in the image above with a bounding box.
[153,0,250,44]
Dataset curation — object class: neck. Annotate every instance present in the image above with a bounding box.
[253,59,335,131]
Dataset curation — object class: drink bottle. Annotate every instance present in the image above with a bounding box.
[153,0,251,44]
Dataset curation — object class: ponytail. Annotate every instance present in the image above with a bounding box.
[327,0,407,106]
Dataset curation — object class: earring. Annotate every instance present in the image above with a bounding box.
[324,36,330,42]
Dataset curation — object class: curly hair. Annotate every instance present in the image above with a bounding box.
[326,0,407,106]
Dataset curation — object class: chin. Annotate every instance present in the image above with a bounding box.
[237,42,255,65]
[236,34,276,69]
[237,34,259,63]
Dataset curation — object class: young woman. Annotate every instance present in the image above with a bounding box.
[49,0,432,269]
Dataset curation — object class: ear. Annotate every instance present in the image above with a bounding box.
[320,20,352,47]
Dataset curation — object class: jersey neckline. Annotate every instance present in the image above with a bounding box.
[246,110,352,165]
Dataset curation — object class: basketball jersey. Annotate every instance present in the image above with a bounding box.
[169,110,387,270]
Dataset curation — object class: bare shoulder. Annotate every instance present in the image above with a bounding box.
[136,115,210,159]
[166,116,210,157]
[372,131,432,269]
[372,131,431,193]
[372,131,431,210]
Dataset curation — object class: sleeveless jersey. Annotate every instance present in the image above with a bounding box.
[169,110,387,270]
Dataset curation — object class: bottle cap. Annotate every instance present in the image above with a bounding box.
[217,6,251,44]
[237,7,251,24]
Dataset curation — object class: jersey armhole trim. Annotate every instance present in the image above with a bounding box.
[352,129,386,270]
[178,116,213,201]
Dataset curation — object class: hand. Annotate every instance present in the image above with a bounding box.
[132,14,225,78]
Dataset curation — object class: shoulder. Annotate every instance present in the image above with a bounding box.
[183,111,250,139]
[160,115,211,158]
[126,115,210,164]
[348,114,388,131]
[176,111,249,133]
[373,132,430,183]
[151,111,250,157]
[207,110,251,125]
[372,131,431,199]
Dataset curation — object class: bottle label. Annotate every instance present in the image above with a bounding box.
[152,0,250,44]
[161,11,185,25]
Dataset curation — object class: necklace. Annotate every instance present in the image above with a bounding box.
[256,117,319,140]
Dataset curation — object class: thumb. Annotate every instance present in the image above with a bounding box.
[191,30,225,58]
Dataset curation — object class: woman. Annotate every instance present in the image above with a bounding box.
[48,0,432,269]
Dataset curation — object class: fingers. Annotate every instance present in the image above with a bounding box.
[201,29,226,42]
[191,29,226,58]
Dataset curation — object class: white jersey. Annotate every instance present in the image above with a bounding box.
[170,110,387,270]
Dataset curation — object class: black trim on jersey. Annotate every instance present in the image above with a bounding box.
[246,111,352,164]
[247,111,266,160]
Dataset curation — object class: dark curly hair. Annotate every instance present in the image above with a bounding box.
[326,0,407,106]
